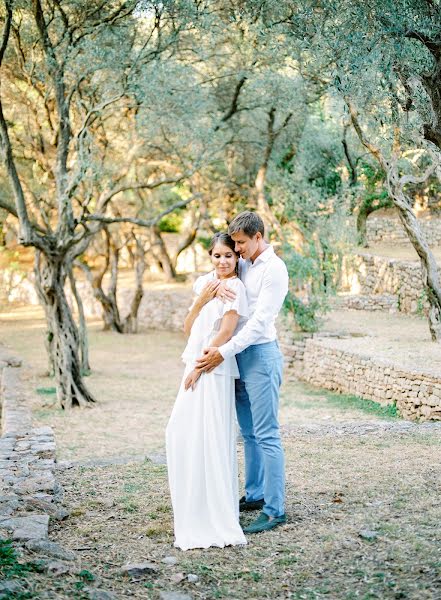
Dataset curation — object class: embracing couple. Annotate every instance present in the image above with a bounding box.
[166,211,289,551]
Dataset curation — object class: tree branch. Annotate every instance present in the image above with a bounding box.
[214,76,247,131]
[345,96,389,173]
[0,0,13,67]
[95,173,196,213]
[83,194,201,228]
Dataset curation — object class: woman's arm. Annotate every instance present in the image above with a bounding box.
[210,311,240,347]
[183,279,220,337]
[184,310,239,390]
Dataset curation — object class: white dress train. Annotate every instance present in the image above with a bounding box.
[166,276,248,551]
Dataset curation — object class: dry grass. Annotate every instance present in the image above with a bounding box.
[12,429,441,599]
[1,305,441,598]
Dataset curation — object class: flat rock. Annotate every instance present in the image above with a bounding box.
[0,580,25,596]
[44,559,73,576]
[32,427,54,436]
[0,514,49,540]
[159,593,193,600]
[162,556,178,566]
[359,529,379,541]
[26,539,76,561]
[84,589,118,600]
[23,498,70,520]
[121,562,158,577]
[54,460,73,471]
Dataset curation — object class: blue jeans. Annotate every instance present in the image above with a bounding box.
[235,341,285,517]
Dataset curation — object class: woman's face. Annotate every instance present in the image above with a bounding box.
[210,242,237,279]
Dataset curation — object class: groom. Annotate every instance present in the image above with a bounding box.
[196,211,289,533]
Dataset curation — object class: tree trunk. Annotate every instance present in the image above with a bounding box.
[76,260,123,333]
[122,236,146,334]
[67,264,91,374]
[393,191,441,341]
[150,226,177,280]
[35,251,96,408]
[356,206,372,247]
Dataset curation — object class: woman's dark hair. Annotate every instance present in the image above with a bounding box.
[207,232,239,257]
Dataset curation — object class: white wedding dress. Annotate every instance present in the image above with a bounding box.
[166,275,248,550]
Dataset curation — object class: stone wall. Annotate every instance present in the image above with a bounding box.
[2,270,440,422]
[0,349,68,544]
[340,252,428,315]
[366,213,441,246]
[125,290,441,422]
[300,337,441,422]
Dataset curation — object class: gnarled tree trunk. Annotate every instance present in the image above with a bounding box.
[67,264,91,374]
[35,251,96,408]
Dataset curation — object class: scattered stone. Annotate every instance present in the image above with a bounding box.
[160,593,193,600]
[0,580,25,596]
[162,556,178,566]
[55,460,74,471]
[121,562,158,578]
[45,560,72,576]
[32,426,54,436]
[23,497,69,520]
[170,572,185,584]
[359,529,379,541]
[25,539,76,561]
[187,574,199,583]
[0,514,49,540]
[84,588,118,600]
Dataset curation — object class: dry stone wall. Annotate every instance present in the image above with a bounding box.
[1,270,440,422]
[366,213,441,246]
[0,349,68,544]
[340,253,428,315]
[300,337,441,422]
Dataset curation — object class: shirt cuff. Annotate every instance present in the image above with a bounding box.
[218,342,234,359]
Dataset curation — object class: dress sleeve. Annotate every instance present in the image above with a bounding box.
[192,271,215,295]
[221,280,249,319]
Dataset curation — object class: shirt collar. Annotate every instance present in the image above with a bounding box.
[251,245,274,265]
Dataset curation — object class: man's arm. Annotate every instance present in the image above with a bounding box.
[218,261,288,358]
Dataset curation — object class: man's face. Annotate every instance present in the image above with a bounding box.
[231,230,260,261]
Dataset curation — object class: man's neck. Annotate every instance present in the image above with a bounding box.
[250,242,269,264]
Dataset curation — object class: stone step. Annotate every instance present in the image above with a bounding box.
[334,293,398,313]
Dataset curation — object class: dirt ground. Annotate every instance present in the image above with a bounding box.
[363,243,441,262]
[1,305,441,599]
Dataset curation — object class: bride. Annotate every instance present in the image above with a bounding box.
[166,232,248,550]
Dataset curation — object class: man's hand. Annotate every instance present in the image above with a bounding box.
[216,281,236,304]
[196,347,224,372]
[184,368,202,391]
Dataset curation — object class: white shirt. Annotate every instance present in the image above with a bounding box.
[194,246,289,359]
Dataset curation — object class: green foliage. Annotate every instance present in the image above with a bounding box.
[158,210,184,233]
[196,235,213,251]
[0,538,44,582]
[282,245,329,332]
[36,387,56,396]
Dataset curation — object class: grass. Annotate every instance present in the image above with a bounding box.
[1,305,440,599]
[301,385,399,419]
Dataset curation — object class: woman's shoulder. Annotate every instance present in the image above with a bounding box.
[227,277,247,294]
[193,271,216,293]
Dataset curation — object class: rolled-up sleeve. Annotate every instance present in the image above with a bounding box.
[218,261,288,358]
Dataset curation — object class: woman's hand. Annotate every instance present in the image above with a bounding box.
[184,368,202,391]
[197,280,221,306]
[216,280,237,304]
